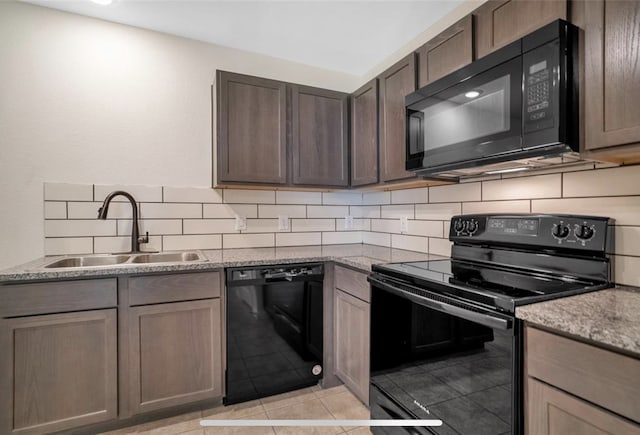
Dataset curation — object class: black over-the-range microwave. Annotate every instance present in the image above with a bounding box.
[406,20,579,179]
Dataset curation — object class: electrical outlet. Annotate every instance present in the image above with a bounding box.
[234,215,247,231]
[278,215,289,230]
[344,215,354,230]
[400,216,409,233]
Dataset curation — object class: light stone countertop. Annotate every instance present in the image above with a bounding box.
[516,286,640,357]
[0,244,440,283]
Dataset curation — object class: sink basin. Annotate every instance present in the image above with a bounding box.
[129,252,205,263]
[42,251,207,269]
[44,255,131,268]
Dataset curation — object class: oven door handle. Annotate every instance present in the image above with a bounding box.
[369,276,512,330]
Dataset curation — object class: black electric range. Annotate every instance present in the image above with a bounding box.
[368,214,614,435]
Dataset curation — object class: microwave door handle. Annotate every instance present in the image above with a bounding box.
[369,276,512,331]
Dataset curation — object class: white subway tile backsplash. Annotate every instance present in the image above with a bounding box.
[68,201,133,219]
[338,218,370,231]
[44,202,66,219]
[614,226,640,257]
[429,238,452,257]
[391,187,428,204]
[276,191,322,205]
[362,191,391,205]
[141,203,201,219]
[408,220,443,238]
[482,174,561,201]
[381,204,414,219]
[203,204,257,219]
[224,189,275,204]
[118,219,183,236]
[563,165,640,197]
[532,197,640,225]
[307,205,349,218]
[243,219,281,233]
[44,237,93,256]
[371,219,400,234]
[94,184,163,202]
[392,234,428,253]
[292,219,335,232]
[363,232,391,247]
[223,233,274,249]
[415,203,462,220]
[462,200,530,214]
[45,220,116,237]
[613,255,640,287]
[183,219,238,235]
[163,187,223,203]
[322,231,362,245]
[259,205,306,218]
[350,205,380,219]
[276,232,321,247]
[44,183,93,201]
[163,234,222,251]
[430,183,481,203]
[94,236,162,254]
[322,192,362,205]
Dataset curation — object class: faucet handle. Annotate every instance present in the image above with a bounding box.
[138,231,150,244]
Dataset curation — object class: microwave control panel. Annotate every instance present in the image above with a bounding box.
[524,41,558,133]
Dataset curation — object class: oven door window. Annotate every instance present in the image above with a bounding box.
[407,57,522,170]
[370,286,517,435]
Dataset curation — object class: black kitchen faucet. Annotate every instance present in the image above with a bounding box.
[97,190,149,253]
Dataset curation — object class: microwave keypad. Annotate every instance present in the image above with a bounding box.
[525,67,553,132]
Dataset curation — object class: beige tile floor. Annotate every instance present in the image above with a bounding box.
[101,385,372,435]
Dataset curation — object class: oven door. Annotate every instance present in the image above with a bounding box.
[406,54,522,173]
[369,274,522,435]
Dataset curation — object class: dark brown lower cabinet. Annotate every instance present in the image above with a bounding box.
[0,309,118,435]
[334,267,370,404]
[127,298,222,415]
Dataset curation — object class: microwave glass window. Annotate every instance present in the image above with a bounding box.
[420,75,511,151]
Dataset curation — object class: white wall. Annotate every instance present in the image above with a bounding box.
[0,1,359,269]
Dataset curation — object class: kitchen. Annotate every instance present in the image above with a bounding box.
[1,0,639,434]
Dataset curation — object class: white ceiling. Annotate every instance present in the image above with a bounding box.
[24,0,465,76]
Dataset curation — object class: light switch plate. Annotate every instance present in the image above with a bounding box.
[278,215,289,230]
[235,215,247,231]
[344,215,354,230]
[400,216,409,233]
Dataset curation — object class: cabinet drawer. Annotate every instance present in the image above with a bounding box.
[0,279,117,317]
[526,326,640,423]
[128,271,221,306]
[335,266,370,303]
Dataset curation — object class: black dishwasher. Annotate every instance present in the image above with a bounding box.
[225,263,324,404]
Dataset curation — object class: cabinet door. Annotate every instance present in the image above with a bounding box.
[217,71,287,184]
[0,310,117,435]
[474,0,567,59]
[579,0,640,155]
[291,85,349,186]
[527,378,640,434]
[128,299,222,415]
[417,15,473,88]
[350,79,379,187]
[334,289,370,405]
[378,53,417,183]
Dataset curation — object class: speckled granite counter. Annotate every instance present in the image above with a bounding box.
[0,244,441,283]
[516,286,640,357]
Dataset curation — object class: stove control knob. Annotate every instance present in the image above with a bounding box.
[575,224,595,240]
[552,223,569,239]
[467,219,478,235]
[453,219,466,234]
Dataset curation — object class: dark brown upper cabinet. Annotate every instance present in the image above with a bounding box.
[474,0,567,59]
[378,53,418,183]
[573,0,640,163]
[350,79,379,187]
[216,71,287,185]
[291,85,349,187]
[417,15,474,88]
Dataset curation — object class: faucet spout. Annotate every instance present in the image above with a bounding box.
[97,190,149,254]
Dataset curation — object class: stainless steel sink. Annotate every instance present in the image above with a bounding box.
[44,255,131,268]
[42,251,207,269]
[129,252,205,263]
